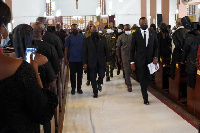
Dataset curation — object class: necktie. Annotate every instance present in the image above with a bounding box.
[144,31,146,46]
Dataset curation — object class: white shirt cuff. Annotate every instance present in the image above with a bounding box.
[130,62,135,64]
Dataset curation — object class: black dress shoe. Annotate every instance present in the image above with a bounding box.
[110,73,113,77]
[106,77,110,82]
[71,89,75,95]
[117,70,120,75]
[77,89,83,94]
[144,100,149,105]
[86,80,90,86]
[127,87,132,92]
[98,84,102,92]
[93,93,98,98]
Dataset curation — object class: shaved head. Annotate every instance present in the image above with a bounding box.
[31,22,45,39]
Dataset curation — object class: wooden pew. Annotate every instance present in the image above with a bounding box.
[195,71,200,118]
[187,86,195,113]
[61,58,66,98]
[58,58,67,111]
[155,57,171,92]
[169,63,187,102]
[50,116,55,133]
[57,72,62,111]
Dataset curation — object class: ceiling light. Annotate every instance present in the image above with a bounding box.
[46,0,50,3]
[109,2,112,9]
[52,1,55,10]
[176,9,179,14]
[56,10,61,17]
[109,11,112,16]
[198,4,200,9]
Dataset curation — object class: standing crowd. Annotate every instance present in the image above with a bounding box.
[65,18,159,105]
[64,16,200,106]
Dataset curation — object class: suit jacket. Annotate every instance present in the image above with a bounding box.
[172,28,188,63]
[43,31,64,59]
[181,34,198,74]
[82,35,110,68]
[130,28,158,68]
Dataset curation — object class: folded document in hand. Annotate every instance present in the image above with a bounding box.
[147,62,159,74]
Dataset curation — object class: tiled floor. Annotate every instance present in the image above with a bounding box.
[62,71,198,133]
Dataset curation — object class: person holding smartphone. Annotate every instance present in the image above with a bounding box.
[13,24,57,133]
[13,24,57,89]
[0,1,58,132]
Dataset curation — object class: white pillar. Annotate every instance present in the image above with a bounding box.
[157,0,162,14]
[156,0,162,27]
[169,0,177,28]
[147,0,150,26]
[196,5,200,22]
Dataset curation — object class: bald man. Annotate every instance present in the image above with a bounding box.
[171,18,188,79]
[32,22,60,75]
[32,22,59,133]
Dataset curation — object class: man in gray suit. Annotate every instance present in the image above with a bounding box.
[117,24,133,92]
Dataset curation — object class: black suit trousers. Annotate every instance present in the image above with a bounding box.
[89,62,106,94]
[87,69,90,81]
[69,62,83,90]
[136,66,152,101]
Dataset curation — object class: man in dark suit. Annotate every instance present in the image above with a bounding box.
[171,18,187,79]
[130,17,159,105]
[82,26,110,98]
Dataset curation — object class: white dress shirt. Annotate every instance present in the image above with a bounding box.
[140,28,149,47]
[130,28,150,64]
[176,26,184,30]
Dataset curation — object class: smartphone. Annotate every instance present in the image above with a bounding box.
[25,46,37,63]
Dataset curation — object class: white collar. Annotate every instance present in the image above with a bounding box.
[177,26,184,30]
[140,28,148,32]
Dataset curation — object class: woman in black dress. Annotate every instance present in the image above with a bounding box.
[157,23,172,59]
[0,1,58,132]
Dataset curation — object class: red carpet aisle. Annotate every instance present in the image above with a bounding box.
[62,70,198,133]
